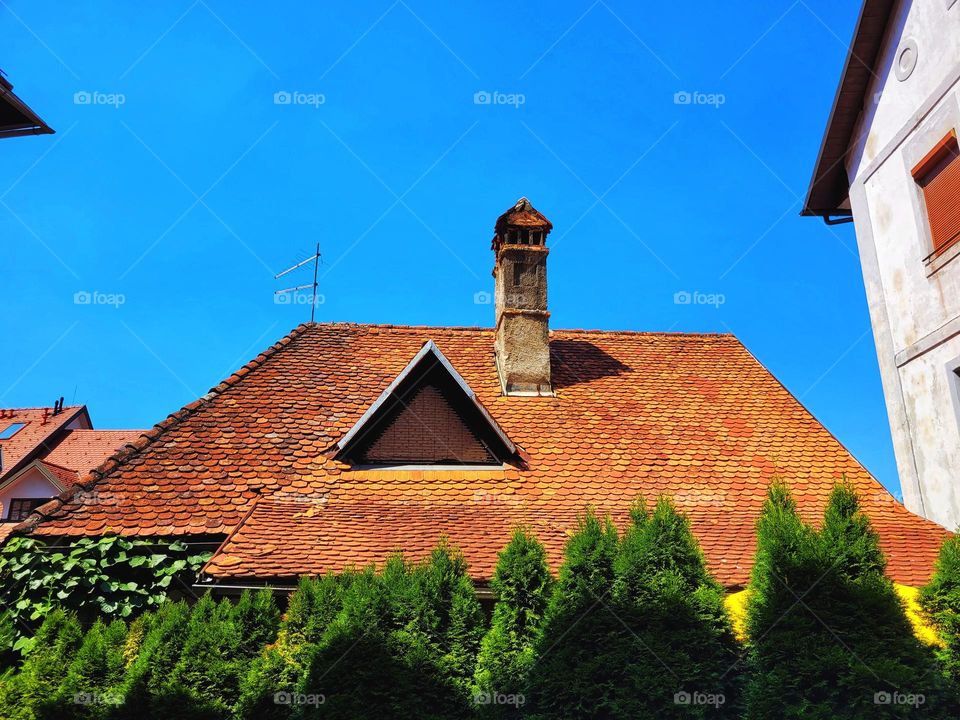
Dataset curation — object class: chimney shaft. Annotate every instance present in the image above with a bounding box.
[492,197,553,396]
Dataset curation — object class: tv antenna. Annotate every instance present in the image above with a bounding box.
[275,243,323,323]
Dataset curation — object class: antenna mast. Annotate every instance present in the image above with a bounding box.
[275,243,322,323]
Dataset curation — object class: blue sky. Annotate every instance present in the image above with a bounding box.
[1,2,895,493]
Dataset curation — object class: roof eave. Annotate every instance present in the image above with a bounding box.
[802,0,896,217]
[0,81,55,138]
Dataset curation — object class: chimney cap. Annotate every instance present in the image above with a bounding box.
[494,197,553,235]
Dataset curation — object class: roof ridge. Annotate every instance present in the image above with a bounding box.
[37,458,79,474]
[62,428,148,435]
[0,404,84,412]
[303,321,734,338]
[15,323,312,535]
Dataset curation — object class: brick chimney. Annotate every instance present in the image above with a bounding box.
[492,197,553,396]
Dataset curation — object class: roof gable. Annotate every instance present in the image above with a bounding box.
[335,340,516,465]
[0,459,78,496]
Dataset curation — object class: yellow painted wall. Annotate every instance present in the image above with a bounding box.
[723,585,941,646]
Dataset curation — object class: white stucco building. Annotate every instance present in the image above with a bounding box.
[804,0,960,529]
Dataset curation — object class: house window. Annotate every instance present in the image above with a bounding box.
[913,130,960,259]
[0,422,26,440]
[6,498,45,522]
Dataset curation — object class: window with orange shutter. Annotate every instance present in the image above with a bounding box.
[913,131,960,260]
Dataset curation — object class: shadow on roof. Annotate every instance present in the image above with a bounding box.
[549,340,632,389]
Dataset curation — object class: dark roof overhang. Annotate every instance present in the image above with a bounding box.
[0,73,54,139]
[802,0,896,218]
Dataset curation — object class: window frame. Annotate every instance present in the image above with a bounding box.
[912,129,960,262]
[0,422,26,440]
[5,497,46,522]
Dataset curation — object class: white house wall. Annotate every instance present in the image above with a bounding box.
[0,468,58,521]
[845,0,960,529]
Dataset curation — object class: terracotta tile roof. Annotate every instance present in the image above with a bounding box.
[203,498,570,583]
[0,523,17,544]
[36,460,81,489]
[21,322,951,588]
[40,429,145,477]
[0,406,86,481]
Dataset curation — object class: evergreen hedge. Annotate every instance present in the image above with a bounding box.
[610,497,740,718]
[0,608,84,720]
[298,544,484,719]
[1,492,958,719]
[473,529,553,718]
[527,509,622,717]
[237,574,346,719]
[921,536,960,684]
[746,482,955,719]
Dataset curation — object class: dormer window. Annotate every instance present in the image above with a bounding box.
[335,341,517,467]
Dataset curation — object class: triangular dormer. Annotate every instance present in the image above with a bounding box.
[335,341,516,466]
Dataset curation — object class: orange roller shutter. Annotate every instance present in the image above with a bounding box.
[913,131,960,258]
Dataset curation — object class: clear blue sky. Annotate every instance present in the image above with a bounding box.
[2,2,896,493]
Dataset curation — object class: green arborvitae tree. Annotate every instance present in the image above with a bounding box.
[0,610,15,671]
[37,619,128,720]
[404,543,485,696]
[115,600,192,719]
[473,528,553,718]
[0,608,84,720]
[120,612,154,671]
[298,566,401,720]
[921,536,960,684]
[231,588,281,660]
[528,509,621,718]
[747,481,955,719]
[236,574,349,720]
[611,497,740,718]
[163,594,246,720]
[298,546,484,720]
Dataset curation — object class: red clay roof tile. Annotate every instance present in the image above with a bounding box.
[19,322,950,588]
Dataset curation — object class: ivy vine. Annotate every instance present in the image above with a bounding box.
[0,535,210,658]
